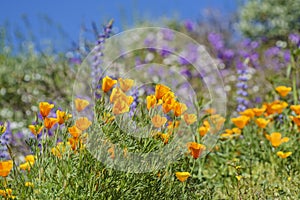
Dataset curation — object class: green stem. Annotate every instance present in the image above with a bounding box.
[291,53,298,104]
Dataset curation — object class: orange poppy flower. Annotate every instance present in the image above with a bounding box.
[173,102,187,117]
[183,113,197,125]
[75,98,90,112]
[162,98,176,114]
[255,118,270,128]
[75,117,92,131]
[151,115,167,128]
[56,110,72,125]
[209,114,225,132]
[290,105,300,115]
[28,124,44,136]
[252,105,266,116]
[155,84,171,100]
[265,132,289,147]
[161,91,175,103]
[19,155,35,171]
[160,133,170,144]
[239,109,255,119]
[146,95,157,110]
[0,160,13,177]
[102,76,117,93]
[275,86,291,97]
[112,99,130,115]
[175,172,191,182]
[231,116,249,129]
[204,108,216,115]
[276,151,292,159]
[290,115,300,126]
[44,118,58,129]
[118,78,134,92]
[198,126,209,137]
[39,102,54,118]
[187,142,206,159]
[68,125,83,138]
[0,188,14,199]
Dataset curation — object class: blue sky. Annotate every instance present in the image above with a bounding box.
[0,0,239,52]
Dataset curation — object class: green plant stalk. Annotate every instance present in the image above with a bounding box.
[290,52,298,104]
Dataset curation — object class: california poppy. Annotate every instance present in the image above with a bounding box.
[75,98,90,112]
[231,116,249,129]
[118,78,134,92]
[155,84,171,100]
[75,117,92,131]
[187,142,206,159]
[146,95,157,110]
[39,102,54,118]
[44,117,58,129]
[0,160,13,177]
[151,115,167,128]
[255,118,270,128]
[265,132,289,147]
[68,125,82,138]
[112,99,130,115]
[102,76,117,93]
[28,124,44,136]
[275,86,291,97]
[183,113,197,125]
[175,172,191,182]
[56,110,72,125]
[276,151,292,158]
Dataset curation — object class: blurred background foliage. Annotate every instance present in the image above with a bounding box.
[0,0,299,125]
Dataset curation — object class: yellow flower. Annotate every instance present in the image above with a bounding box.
[25,182,34,187]
[239,109,255,119]
[39,102,54,118]
[68,125,82,138]
[155,84,171,100]
[0,189,15,199]
[51,142,71,158]
[290,105,300,115]
[112,99,130,115]
[255,118,270,128]
[231,116,249,129]
[75,117,92,131]
[19,155,35,171]
[118,78,134,92]
[44,117,58,129]
[252,105,267,116]
[198,126,209,137]
[102,76,117,93]
[265,100,288,115]
[187,142,206,159]
[28,124,44,136]
[275,86,291,97]
[276,151,292,159]
[151,115,167,128]
[146,95,157,110]
[175,172,191,182]
[173,102,187,117]
[236,175,242,181]
[160,133,170,144]
[265,132,289,147]
[183,113,197,125]
[0,123,6,134]
[56,110,72,125]
[75,98,90,112]
[0,160,13,177]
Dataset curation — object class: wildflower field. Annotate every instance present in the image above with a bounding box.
[1,2,300,199]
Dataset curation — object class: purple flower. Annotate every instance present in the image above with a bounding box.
[184,20,195,32]
[289,33,300,46]
[208,32,224,51]
[161,29,174,41]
